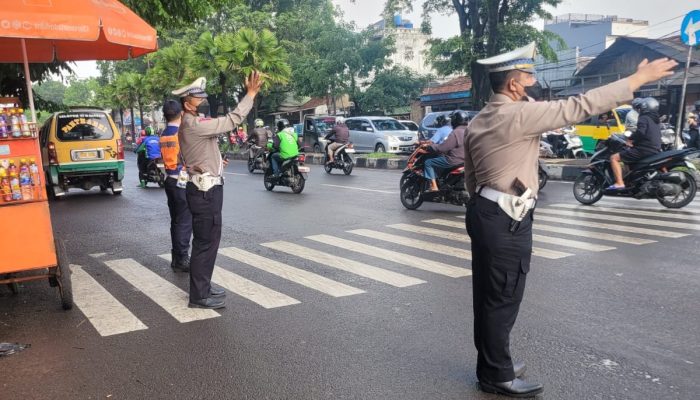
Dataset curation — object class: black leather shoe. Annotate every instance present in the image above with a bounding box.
[171,255,190,273]
[188,297,225,309]
[513,361,526,378]
[479,378,543,398]
[209,286,226,298]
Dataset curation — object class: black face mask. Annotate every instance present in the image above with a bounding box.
[521,81,544,101]
[195,99,210,117]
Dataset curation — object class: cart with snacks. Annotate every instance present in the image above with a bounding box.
[0,96,72,309]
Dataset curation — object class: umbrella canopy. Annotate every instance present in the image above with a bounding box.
[0,0,157,63]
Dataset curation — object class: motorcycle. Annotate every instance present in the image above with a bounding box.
[142,158,166,187]
[542,128,585,158]
[660,121,676,151]
[573,133,699,208]
[263,151,310,194]
[399,144,469,210]
[247,144,268,173]
[323,142,355,175]
[538,160,548,190]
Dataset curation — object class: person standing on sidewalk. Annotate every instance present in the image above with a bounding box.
[464,42,677,397]
[173,72,263,309]
[159,100,192,273]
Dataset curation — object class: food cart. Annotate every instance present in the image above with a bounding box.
[0,0,157,308]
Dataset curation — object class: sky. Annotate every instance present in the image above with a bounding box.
[69,0,693,79]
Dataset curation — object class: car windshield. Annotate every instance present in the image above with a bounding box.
[614,108,630,124]
[401,122,418,131]
[56,112,114,141]
[372,119,405,131]
[315,119,336,132]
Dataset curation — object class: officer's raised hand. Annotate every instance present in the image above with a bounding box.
[628,58,678,91]
[245,71,264,98]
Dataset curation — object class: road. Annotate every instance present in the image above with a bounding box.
[1,153,699,399]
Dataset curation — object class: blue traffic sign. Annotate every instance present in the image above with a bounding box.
[681,10,700,46]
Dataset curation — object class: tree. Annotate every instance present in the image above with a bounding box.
[358,67,431,114]
[0,62,71,113]
[63,77,100,107]
[384,0,565,108]
[33,80,66,109]
[120,0,226,28]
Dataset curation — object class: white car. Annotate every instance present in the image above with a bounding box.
[345,116,418,153]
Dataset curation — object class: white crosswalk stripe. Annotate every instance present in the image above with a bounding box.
[423,219,573,259]
[103,259,220,323]
[262,241,425,287]
[306,234,472,278]
[387,223,469,243]
[551,203,700,222]
[218,247,365,298]
[71,264,148,337]
[595,199,700,211]
[158,254,300,309]
[348,229,472,259]
[536,207,700,231]
[595,200,700,214]
[533,223,655,245]
[534,214,688,238]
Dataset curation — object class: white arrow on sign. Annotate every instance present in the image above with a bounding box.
[686,17,700,45]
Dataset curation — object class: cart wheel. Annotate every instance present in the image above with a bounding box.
[54,238,73,310]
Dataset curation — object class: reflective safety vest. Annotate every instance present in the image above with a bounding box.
[278,128,299,160]
[160,133,181,175]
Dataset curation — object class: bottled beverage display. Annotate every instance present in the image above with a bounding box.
[0,157,44,203]
[0,111,8,139]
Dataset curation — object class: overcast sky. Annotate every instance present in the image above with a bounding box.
[70,0,693,79]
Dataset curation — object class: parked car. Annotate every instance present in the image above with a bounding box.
[399,120,419,132]
[345,116,418,153]
[302,115,337,153]
[39,107,124,199]
[419,110,478,140]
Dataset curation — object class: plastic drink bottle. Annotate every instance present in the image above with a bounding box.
[0,111,8,139]
[10,109,21,138]
[19,109,31,137]
[10,171,21,200]
[29,158,40,186]
[0,169,12,202]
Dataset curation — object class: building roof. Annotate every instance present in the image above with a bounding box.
[421,76,472,96]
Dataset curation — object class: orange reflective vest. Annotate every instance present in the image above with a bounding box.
[159,133,182,174]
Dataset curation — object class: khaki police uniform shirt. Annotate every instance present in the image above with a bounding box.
[464,78,633,197]
[179,95,254,177]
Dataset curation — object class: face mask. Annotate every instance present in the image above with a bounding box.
[195,99,210,118]
[520,81,543,101]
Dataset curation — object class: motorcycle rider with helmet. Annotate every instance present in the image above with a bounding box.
[134,126,161,188]
[268,120,300,179]
[325,116,350,164]
[430,114,452,144]
[421,110,468,192]
[248,118,272,160]
[624,98,643,134]
[609,97,662,190]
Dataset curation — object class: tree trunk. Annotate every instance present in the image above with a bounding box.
[138,102,144,130]
[486,0,500,56]
[470,61,491,110]
[130,106,136,142]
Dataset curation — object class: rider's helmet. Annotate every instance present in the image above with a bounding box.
[276,120,287,132]
[145,126,155,136]
[435,114,449,128]
[255,118,264,127]
[450,110,470,129]
[631,97,643,111]
[336,116,345,125]
[639,97,660,115]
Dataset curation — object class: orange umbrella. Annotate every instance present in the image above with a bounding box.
[0,0,158,121]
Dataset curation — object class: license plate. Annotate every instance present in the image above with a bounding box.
[298,166,310,173]
[345,148,355,153]
[78,151,98,160]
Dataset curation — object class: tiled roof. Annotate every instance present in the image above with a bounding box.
[422,76,472,96]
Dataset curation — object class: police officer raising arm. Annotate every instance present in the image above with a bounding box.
[173,71,263,309]
[463,43,677,397]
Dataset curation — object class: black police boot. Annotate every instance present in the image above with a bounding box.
[171,252,190,273]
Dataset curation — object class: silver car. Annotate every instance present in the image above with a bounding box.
[345,116,418,153]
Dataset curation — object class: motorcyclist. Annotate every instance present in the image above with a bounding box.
[686,113,699,150]
[430,114,452,144]
[624,97,643,134]
[248,118,272,160]
[268,120,300,179]
[609,97,662,190]
[134,126,161,187]
[324,116,350,164]
[420,110,467,192]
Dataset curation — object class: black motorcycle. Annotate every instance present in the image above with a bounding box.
[247,145,268,173]
[538,160,548,190]
[399,144,468,210]
[323,142,355,175]
[573,134,699,208]
[141,158,165,187]
[264,152,309,194]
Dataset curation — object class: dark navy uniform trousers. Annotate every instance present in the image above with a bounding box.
[164,177,192,260]
[186,182,223,301]
[466,195,532,383]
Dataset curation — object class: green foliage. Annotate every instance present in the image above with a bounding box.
[63,77,101,107]
[358,67,431,114]
[220,28,291,89]
[120,0,227,28]
[33,80,66,109]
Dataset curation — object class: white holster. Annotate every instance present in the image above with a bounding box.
[479,186,536,222]
[190,173,223,192]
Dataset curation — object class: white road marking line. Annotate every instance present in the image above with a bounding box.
[387,223,470,243]
[321,184,398,194]
[348,229,472,259]
[533,224,655,245]
[536,207,700,231]
[557,203,700,220]
[88,253,107,259]
[306,234,472,278]
[594,201,700,214]
[158,254,300,309]
[423,219,573,259]
[104,259,220,323]
[218,247,364,298]
[223,172,248,176]
[595,199,700,211]
[262,241,425,288]
[531,234,615,252]
[534,215,688,238]
[71,265,148,337]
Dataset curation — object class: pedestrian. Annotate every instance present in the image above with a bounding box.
[687,113,699,150]
[463,42,677,397]
[159,99,192,273]
[173,72,263,309]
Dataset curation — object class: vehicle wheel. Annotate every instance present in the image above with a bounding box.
[54,238,73,310]
[264,169,275,191]
[657,170,697,209]
[247,159,255,173]
[291,174,305,194]
[313,144,322,154]
[375,143,386,153]
[323,156,332,174]
[573,174,604,205]
[538,169,548,190]
[157,179,165,188]
[400,175,424,210]
[343,154,353,175]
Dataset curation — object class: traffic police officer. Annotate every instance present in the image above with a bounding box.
[464,42,677,397]
[173,72,262,309]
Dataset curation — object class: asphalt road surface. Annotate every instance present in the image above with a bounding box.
[2,153,699,399]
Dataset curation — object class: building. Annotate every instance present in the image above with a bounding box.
[416,76,472,121]
[545,14,649,57]
[369,16,437,78]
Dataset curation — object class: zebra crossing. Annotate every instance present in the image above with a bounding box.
[69,199,700,337]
